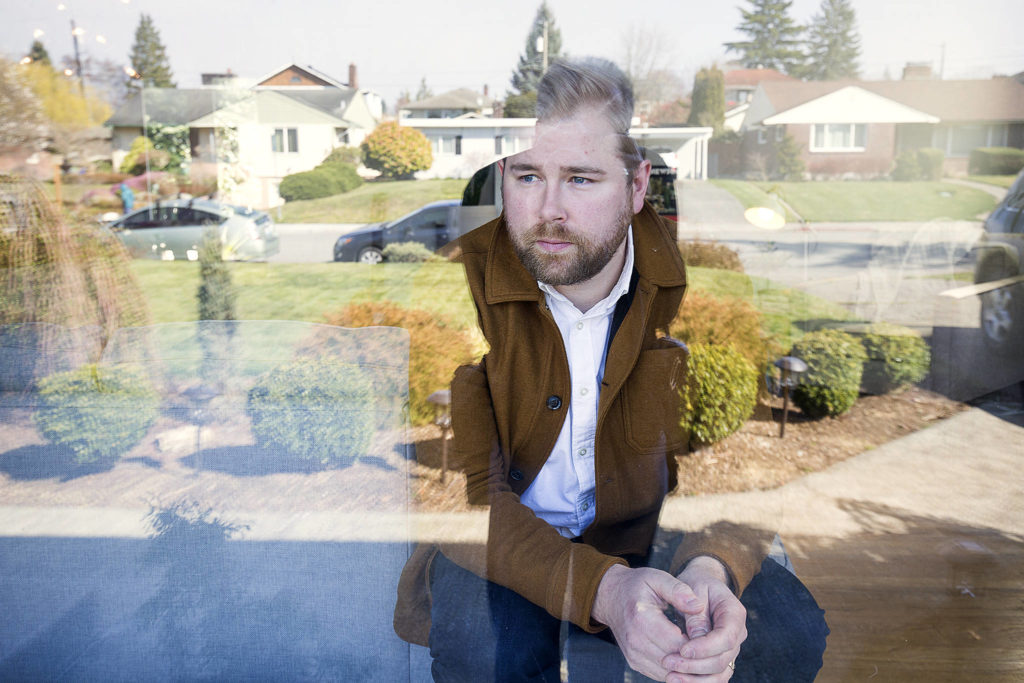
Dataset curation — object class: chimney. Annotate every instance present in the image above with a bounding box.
[483,84,489,97]
[348,63,358,89]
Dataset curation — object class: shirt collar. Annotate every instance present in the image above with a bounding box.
[538,226,635,316]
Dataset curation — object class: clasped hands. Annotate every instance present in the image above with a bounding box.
[592,557,746,682]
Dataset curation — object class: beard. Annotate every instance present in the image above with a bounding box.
[508,200,634,286]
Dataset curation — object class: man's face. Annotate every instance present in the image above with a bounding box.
[501,107,649,286]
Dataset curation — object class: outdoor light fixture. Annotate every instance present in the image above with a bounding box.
[744,192,786,230]
[428,389,452,483]
[773,356,807,438]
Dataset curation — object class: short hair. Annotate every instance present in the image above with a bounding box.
[536,57,642,179]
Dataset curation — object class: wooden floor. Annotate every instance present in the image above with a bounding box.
[784,501,1024,682]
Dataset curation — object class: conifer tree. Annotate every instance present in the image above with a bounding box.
[510,2,563,95]
[687,66,726,135]
[724,0,805,76]
[27,40,51,66]
[127,13,175,90]
[801,0,861,80]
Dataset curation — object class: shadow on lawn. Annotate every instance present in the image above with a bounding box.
[181,444,398,476]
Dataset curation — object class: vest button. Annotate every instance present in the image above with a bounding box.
[510,469,524,481]
[546,395,562,410]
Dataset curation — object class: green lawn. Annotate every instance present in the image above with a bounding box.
[712,180,996,222]
[133,260,851,357]
[277,178,469,223]
[708,179,801,222]
[967,175,1018,189]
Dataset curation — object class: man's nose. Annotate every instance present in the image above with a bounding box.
[538,184,567,223]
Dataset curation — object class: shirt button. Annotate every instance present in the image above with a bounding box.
[581,502,590,511]
[575,321,584,330]
[577,448,587,457]
[546,395,562,410]
[580,387,589,396]
[510,469,524,481]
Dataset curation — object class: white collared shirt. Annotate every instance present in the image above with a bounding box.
[520,227,635,538]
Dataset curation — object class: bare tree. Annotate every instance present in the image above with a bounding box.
[620,25,686,111]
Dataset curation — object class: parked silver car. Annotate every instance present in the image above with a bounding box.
[108,199,280,261]
[973,168,1024,355]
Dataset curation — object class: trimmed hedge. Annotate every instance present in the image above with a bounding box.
[892,147,945,181]
[278,161,362,202]
[680,343,758,446]
[859,323,930,394]
[278,169,340,202]
[247,359,375,467]
[969,147,1024,176]
[34,364,160,464]
[381,241,440,263]
[677,240,745,272]
[790,329,867,419]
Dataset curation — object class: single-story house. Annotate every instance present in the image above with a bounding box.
[398,88,493,119]
[105,64,382,207]
[401,117,714,181]
[740,77,1024,177]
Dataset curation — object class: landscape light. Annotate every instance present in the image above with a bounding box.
[72,26,85,36]
[34,29,45,38]
[19,56,32,65]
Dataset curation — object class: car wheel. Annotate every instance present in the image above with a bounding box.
[357,246,384,264]
[979,271,1022,356]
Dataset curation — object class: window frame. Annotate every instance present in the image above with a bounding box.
[810,123,867,153]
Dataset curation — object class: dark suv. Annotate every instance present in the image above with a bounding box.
[973,169,1024,354]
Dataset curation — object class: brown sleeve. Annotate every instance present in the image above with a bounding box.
[668,521,775,596]
[442,362,626,632]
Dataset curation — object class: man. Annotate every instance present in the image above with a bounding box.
[395,57,825,682]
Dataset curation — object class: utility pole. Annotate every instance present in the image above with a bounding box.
[70,19,85,96]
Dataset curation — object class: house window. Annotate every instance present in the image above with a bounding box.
[272,128,299,153]
[775,126,786,142]
[757,128,767,145]
[455,135,462,156]
[495,134,513,155]
[810,123,867,152]
[435,135,462,155]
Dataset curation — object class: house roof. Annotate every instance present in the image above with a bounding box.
[105,89,223,127]
[763,86,938,125]
[278,89,357,118]
[724,68,795,87]
[753,78,1024,125]
[254,63,350,89]
[402,88,486,111]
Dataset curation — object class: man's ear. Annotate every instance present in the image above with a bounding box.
[631,159,652,214]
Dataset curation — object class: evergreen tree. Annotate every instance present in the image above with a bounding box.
[687,66,725,135]
[801,0,861,80]
[510,2,563,95]
[724,0,805,76]
[127,13,175,90]
[27,40,51,66]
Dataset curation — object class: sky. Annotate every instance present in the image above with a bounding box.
[2,0,1022,109]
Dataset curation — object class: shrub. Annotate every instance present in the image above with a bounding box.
[197,228,236,321]
[790,329,867,418]
[916,148,945,181]
[669,290,773,379]
[247,359,375,468]
[34,364,160,464]
[680,343,758,446]
[969,147,1024,176]
[321,302,476,426]
[322,146,363,167]
[319,160,363,193]
[891,150,920,181]
[361,121,433,180]
[772,133,805,181]
[859,323,930,394]
[382,241,440,263]
[119,136,170,175]
[278,169,340,202]
[677,240,744,272]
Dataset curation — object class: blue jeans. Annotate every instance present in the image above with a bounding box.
[428,549,828,682]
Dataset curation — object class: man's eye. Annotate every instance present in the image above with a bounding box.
[569,176,592,185]
[518,174,538,183]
